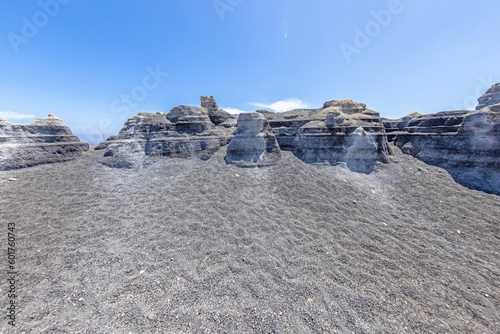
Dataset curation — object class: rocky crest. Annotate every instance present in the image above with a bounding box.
[94,87,499,194]
[95,97,237,167]
[98,98,391,173]
[258,99,390,173]
[382,112,422,141]
[225,113,281,167]
[201,96,234,126]
[476,83,500,110]
[387,84,500,195]
[0,114,89,170]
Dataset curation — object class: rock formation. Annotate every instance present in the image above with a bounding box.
[382,112,422,141]
[0,114,89,170]
[97,97,390,172]
[96,97,237,167]
[93,86,500,194]
[476,83,500,110]
[225,113,281,167]
[200,96,234,126]
[258,99,390,173]
[388,84,500,195]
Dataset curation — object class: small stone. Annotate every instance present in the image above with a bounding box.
[484,294,489,298]
[139,270,145,275]
[456,230,461,235]
[8,178,17,181]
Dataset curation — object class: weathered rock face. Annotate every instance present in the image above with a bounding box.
[394,110,470,156]
[200,96,235,126]
[96,97,237,167]
[343,127,383,174]
[393,84,500,195]
[258,99,390,173]
[96,97,389,172]
[476,83,500,110]
[0,114,89,170]
[382,112,422,141]
[225,113,281,167]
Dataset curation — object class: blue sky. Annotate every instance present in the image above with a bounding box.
[0,0,499,144]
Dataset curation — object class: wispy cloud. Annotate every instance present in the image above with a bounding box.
[251,98,311,113]
[0,111,36,120]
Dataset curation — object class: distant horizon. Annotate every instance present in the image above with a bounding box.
[1,0,499,144]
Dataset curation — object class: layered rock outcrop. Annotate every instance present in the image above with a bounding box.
[390,84,500,195]
[476,83,500,110]
[225,113,281,167]
[97,97,390,172]
[96,97,237,167]
[201,96,234,126]
[258,99,390,173]
[0,114,89,170]
[382,112,422,141]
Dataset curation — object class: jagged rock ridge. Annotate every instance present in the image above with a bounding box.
[258,99,390,173]
[476,83,500,110]
[95,97,237,167]
[98,98,391,173]
[0,114,89,170]
[382,112,422,141]
[95,86,499,195]
[384,84,500,195]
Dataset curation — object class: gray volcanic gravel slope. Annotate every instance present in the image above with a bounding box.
[0,145,499,333]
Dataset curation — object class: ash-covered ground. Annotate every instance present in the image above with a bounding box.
[0,145,498,333]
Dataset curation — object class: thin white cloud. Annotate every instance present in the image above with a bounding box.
[251,98,311,113]
[0,111,36,120]
[222,107,252,115]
